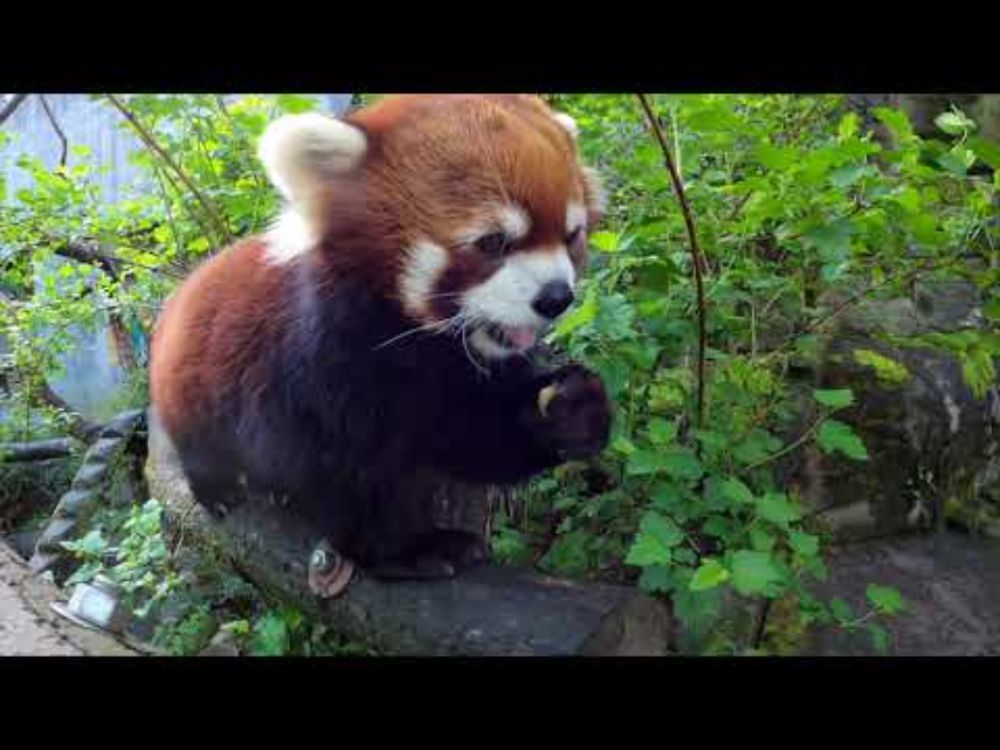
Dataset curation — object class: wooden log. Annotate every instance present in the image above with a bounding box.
[1,438,75,463]
[145,410,675,656]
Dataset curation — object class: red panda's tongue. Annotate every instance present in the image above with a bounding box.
[504,326,537,352]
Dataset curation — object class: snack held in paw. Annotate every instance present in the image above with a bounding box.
[538,365,612,461]
[149,95,610,584]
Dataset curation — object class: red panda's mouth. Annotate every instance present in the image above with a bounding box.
[480,322,539,353]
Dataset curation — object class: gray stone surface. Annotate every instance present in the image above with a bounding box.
[806,532,1000,655]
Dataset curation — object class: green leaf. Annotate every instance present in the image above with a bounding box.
[866,584,904,615]
[788,531,820,558]
[837,112,859,142]
[750,527,776,552]
[689,559,730,591]
[804,218,856,261]
[983,297,1000,322]
[626,512,685,568]
[813,388,855,409]
[248,611,292,656]
[638,564,673,594]
[817,419,869,461]
[936,146,976,176]
[721,477,755,506]
[830,598,854,625]
[853,349,910,386]
[554,285,599,337]
[641,511,685,548]
[829,164,872,188]
[651,482,686,511]
[968,136,1000,170]
[934,111,974,136]
[626,449,664,476]
[662,450,704,481]
[867,623,892,653]
[873,107,914,142]
[646,417,678,445]
[625,533,672,567]
[589,230,621,253]
[729,550,784,596]
[755,492,801,526]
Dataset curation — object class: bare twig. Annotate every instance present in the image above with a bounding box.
[742,413,826,472]
[750,598,772,650]
[0,94,29,126]
[30,381,103,442]
[636,94,708,428]
[104,94,233,245]
[37,95,69,172]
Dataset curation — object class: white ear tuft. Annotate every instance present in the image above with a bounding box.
[553,112,579,141]
[581,166,607,216]
[258,113,367,203]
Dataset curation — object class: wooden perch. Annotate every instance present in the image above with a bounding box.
[0,438,75,463]
[144,411,675,656]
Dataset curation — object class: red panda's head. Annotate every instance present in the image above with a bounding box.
[257,94,605,361]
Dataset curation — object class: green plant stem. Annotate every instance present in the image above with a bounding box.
[742,413,827,472]
[636,94,708,429]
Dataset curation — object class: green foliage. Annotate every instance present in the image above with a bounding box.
[852,349,911,386]
[492,93,993,654]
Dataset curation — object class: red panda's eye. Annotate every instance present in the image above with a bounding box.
[475,232,511,258]
[566,227,584,247]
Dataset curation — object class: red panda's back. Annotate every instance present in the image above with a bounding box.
[150,238,290,441]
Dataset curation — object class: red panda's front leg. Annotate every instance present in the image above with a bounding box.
[425,364,612,486]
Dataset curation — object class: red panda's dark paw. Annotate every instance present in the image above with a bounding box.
[538,365,612,461]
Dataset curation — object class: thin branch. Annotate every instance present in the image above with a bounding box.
[0,94,29,126]
[741,413,826,473]
[104,94,233,246]
[37,95,69,172]
[750,599,772,651]
[46,238,184,280]
[50,239,121,279]
[636,94,708,428]
[27,379,103,442]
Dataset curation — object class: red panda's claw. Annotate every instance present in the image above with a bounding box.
[308,540,356,599]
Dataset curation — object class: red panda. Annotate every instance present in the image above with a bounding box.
[150,94,611,595]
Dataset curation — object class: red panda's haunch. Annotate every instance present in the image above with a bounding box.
[150,94,612,594]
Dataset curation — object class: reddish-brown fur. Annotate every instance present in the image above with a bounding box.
[152,94,600,449]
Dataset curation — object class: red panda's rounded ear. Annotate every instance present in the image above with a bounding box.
[552,112,580,142]
[581,165,606,226]
[258,113,368,203]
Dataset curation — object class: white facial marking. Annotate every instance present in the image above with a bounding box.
[457,204,531,247]
[462,246,576,359]
[264,208,317,265]
[400,241,449,318]
[498,204,530,240]
[553,112,579,141]
[566,202,587,235]
[468,328,512,360]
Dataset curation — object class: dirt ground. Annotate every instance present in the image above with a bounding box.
[0,542,136,656]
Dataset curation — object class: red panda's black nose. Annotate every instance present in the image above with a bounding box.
[533,281,575,319]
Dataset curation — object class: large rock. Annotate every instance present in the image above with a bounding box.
[783,280,1000,540]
